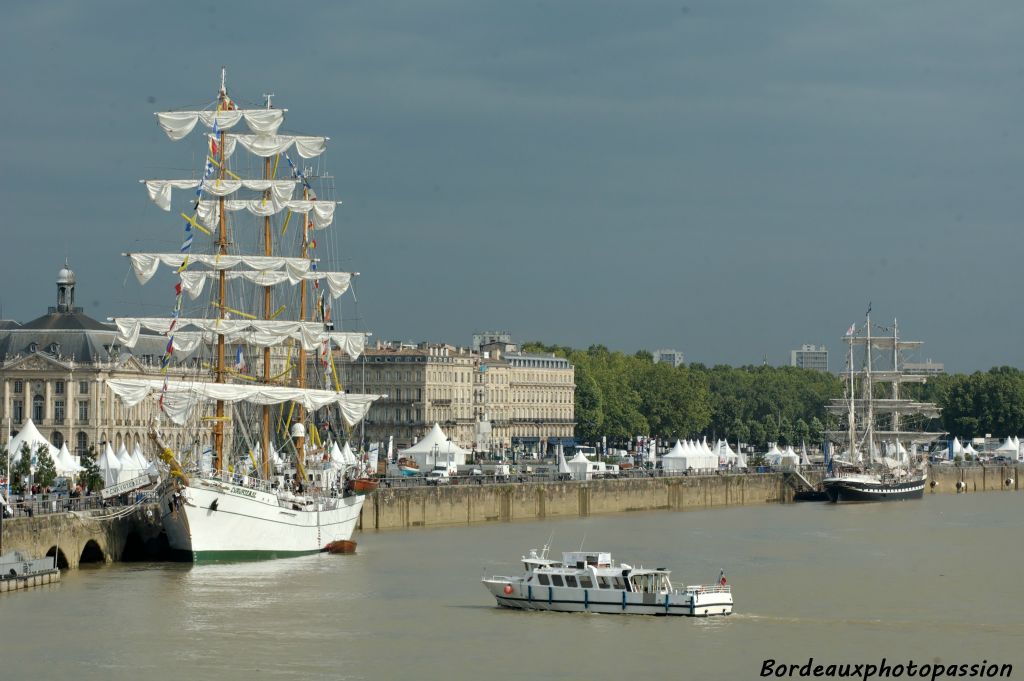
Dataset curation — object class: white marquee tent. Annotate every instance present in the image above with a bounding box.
[98,443,121,488]
[401,423,468,470]
[661,440,688,473]
[9,419,59,465]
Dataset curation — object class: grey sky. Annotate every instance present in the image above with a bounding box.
[2,1,1022,372]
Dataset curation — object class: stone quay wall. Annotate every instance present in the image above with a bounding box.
[927,464,1021,493]
[359,473,788,531]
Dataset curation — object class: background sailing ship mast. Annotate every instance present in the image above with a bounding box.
[826,312,943,468]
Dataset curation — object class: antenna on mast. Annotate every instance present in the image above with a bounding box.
[263,92,275,109]
[220,67,227,96]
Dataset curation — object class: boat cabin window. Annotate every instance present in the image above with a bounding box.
[578,575,593,589]
[564,575,578,588]
[597,576,611,589]
[612,577,625,590]
[551,575,564,587]
[537,574,550,586]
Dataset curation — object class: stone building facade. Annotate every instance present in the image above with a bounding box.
[334,340,575,454]
[0,265,209,458]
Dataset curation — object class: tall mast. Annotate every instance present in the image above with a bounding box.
[863,311,874,464]
[293,186,310,458]
[847,331,855,459]
[891,318,900,457]
[261,93,274,480]
[213,71,229,472]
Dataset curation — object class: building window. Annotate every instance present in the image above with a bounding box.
[13,400,23,423]
[79,401,89,421]
[55,380,65,395]
[79,381,89,395]
[13,380,23,394]
[51,431,64,448]
[76,432,88,455]
[32,395,44,422]
[54,400,65,423]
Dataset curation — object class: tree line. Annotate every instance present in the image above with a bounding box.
[523,342,1024,448]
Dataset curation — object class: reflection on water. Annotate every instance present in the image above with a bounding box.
[0,494,1021,681]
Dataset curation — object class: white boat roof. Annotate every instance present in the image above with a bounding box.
[561,551,612,566]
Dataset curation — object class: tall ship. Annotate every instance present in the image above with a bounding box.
[821,312,944,503]
[107,71,381,560]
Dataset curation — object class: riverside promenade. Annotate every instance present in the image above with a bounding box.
[0,464,1019,569]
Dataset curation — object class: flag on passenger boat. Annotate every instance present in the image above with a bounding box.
[845,323,856,336]
[234,346,247,373]
[719,569,727,586]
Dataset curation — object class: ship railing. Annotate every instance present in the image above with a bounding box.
[682,584,731,594]
[197,470,281,494]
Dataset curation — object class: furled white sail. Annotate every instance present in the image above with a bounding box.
[108,379,380,427]
[128,253,312,284]
[157,109,285,140]
[113,317,367,357]
[178,269,352,300]
[196,198,338,230]
[144,179,299,211]
[218,134,327,159]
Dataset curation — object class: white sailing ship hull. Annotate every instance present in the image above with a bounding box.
[159,477,363,561]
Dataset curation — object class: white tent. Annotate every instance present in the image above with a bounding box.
[9,419,58,464]
[567,452,593,481]
[733,444,748,469]
[55,442,83,476]
[716,439,744,469]
[329,441,359,469]
[131,442,149,471]
[675,439,716,471]
[116,444,139,482]
[401,423,468,470]
[661,440,688,473]
[98,443,121,488]
[996,437,1017,454]
[557,446,570,475]
[799,443,811,466]
[951,437,965,455]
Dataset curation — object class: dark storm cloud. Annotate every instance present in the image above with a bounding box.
[2,0,1022,371]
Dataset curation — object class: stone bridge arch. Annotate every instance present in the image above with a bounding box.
[2,506,163,569]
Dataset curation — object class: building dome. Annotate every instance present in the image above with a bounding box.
[57,261,76,285]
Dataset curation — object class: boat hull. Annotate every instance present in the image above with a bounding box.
[159,478,363,561]
[822,476,926,503]
[482,580,732,617]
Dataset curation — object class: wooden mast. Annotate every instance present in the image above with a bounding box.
[261,93,274,478]
[214,71,229,473]
[294,186,310,457]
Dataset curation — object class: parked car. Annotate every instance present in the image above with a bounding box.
[425,469,450,485]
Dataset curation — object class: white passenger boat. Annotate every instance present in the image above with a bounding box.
[482,548,733,616]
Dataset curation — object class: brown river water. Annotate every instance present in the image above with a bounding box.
[0,493,1020,680]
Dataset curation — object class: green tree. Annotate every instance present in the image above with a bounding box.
[78,446,103,492]
[13,443,33,494]
[794,418,810,445]
[35,444,57,489]
[573,363,604,441]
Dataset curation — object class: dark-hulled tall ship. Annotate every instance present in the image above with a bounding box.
[821,312,944,503]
